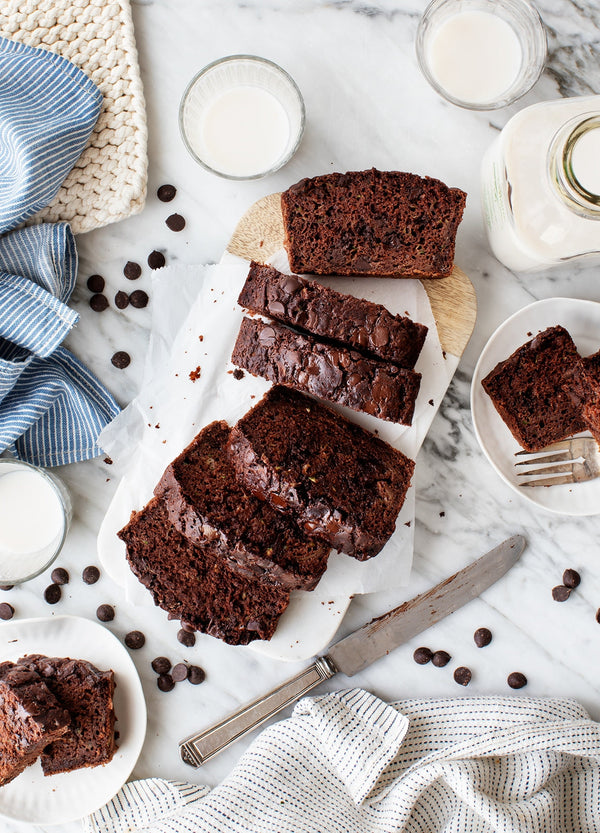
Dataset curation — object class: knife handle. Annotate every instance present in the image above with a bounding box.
[179,655,337,767]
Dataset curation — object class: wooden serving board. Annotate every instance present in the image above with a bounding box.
[227,192,477,358]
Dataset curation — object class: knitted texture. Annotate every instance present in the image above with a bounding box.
[0,0,148,233]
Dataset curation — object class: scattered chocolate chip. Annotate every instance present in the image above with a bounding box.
[123,261,142,280]
[0,585,14,591]
[474,627,492,648]
[432,650,451,667]
[86,274,105,293]
[96,604,115,622]
[232,368,245,380]
[157,673,175,692]
[596,609,600,624]
[129,290,149,309]
[178,628,196,647]
[115,290,129,309]
[507,671,527,689]
[148,250,166,270]
[82,565,100,585]
[413,646,433,665]
[562,569,581,589]
[157,184,176,202]
[172,662,189,682]
[453,666,472,686]
[90,293,109,312]
[125,630,145,650]
[552,585,571,602]
[166,213,185,232]
[44,584,61,604]
[0,602,14,620]
[151,657,171,674]
[111,351,131,369]
[51,567,69,586]
[188,665,206,685]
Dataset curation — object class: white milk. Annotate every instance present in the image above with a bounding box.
[571,127,600,196]
[426,10,522,104]
[194,86,290,178]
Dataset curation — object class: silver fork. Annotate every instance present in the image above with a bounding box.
[515,437,600,487]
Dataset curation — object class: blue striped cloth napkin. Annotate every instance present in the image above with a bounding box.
[0,37,120,466]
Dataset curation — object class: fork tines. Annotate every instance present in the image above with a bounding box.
[514,437,599,487]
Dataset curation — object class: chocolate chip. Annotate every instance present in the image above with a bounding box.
[86,274,105,293]
[507,671,527,689]
[562,569,581,589]
[0,602,14,620]
[157,673,175,692]
[44,584,61,604]
[123,261,142,280]
[124,630,145,650]
[115,290,129,309]
[147,250,166,270]
[82,565,100,584]
[474,627,492,648]
[96,604,115,622]
[166,213,185,232]
[453,666,472,686]
[51,567,69,586]
[371,325,389,347]
[177,628,196,647]
[596,609,600,624]
[431,650,451,667]
[232,368,244,380]
[157,184,176,202]
[129,290,149,309]
[188,665,206,685]
[90,293,109,312]
[111,351,131,369]
[151,657,171,674]
[552,585,571,602]
[0,585,14,591]
[267,300,286,316]
[258,326,276,346]
[180,620,195,633]
[413,646,433,665]
[172,662,189,682]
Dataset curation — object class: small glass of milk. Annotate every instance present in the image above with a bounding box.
[416,0,547,110]
[0,458,72,584]
[179,55,305,180]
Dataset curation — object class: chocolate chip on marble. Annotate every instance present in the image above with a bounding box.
[562,569,581,589]
[86,274,105,293]
[552,585,571,602]
[453,666,472,686]
[157,673,175,692]
[507,672,527,689]
[51,567,69,586]
[123,261,142,280]
[0,602,14,620]
[172,662,189,682]
[0,585,14,591]
[115,290,129,309]
[413,646,433,665]
[90,293,109,312]
[129,290,149,309]
[96,604,115,622]
[111,351,131,369]
[431,650,451,667]
[232,369,244,380]
[474,627,492,648]
[596,609,600,624]
[151,656,171,675]
[188,665,206,685]
[147,250,166,270]
[177,628,196,648]
[166,213,185,232]
[124,630,145,650]
[157,184,176,202]
[44,584,61,604]
[82,565,100,585]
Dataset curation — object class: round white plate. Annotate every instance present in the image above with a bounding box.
[471,297,600,516]
[0,615,146,825]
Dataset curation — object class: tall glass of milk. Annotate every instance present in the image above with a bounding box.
[0,458,71,584]
[416,0,547,110]
[179,55,305,180]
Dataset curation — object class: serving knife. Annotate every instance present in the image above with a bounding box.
[179,534,526,767]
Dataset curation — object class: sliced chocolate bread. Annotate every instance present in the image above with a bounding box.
[118,497,290,645]
[239,261,428,368]
[281,169,466,279]
[232,317,421,425]
[155,421,329,591]
[564,349,600,444]
[228,386,415,561]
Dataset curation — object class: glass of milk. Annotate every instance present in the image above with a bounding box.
[0,458,72,584]
[179,55,305,180]
[416,0,547,110]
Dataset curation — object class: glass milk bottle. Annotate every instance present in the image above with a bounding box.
[481,96,600,271]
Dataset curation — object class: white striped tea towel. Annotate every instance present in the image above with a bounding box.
[86,688,600,833]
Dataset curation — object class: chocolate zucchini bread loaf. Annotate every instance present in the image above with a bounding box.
[482,326,586,452]
[17,655,116,775]
[155,421,330,591]
[228,386,415,561]
[239,262,428,368]
[281,169,466,279]
[119,498,290,645]
[0,662,70,785]
[564,349,600,443]
[232,317,421,425]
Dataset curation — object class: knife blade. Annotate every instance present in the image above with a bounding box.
[179,534,525,767]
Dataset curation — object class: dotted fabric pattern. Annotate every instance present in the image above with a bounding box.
[0,0,148,233]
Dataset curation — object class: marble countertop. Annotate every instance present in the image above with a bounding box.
[5,0,600,830]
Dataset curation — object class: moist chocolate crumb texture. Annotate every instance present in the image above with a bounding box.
[281,168,466,279]
[155,421,330,591]
[232,316,421,425]
[563,349,600,443]
[227,386,415,561]
[239,262,428,369]
[481,326,587,452]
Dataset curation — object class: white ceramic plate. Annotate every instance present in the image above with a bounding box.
[0,615,146,825]
[471,297,600,516]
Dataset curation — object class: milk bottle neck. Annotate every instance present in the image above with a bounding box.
[549,114,600,220]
